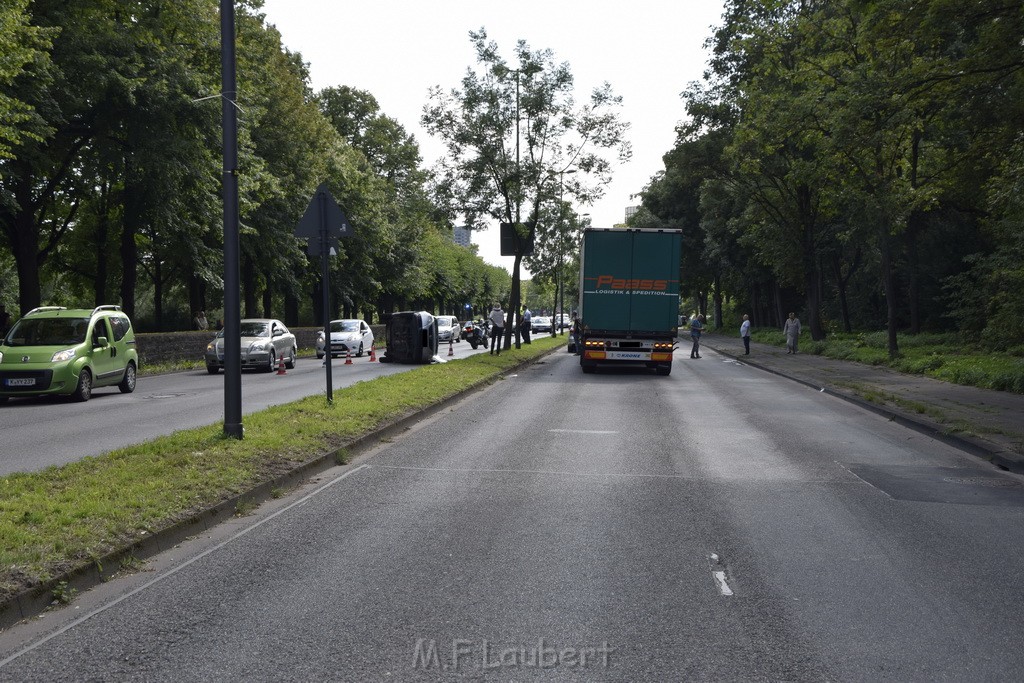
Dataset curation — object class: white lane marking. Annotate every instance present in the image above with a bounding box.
[713,571,734,596]
[0,464,372,668]
[547,429,619,434]
[710,553,735,596]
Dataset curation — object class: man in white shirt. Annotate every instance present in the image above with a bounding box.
[521,305,532,344]
[740,314,751,355]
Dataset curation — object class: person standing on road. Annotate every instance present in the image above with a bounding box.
[488,303,505,355]
[740,314,751,355]
[521,305,532,344]
[784,312,801,354]
[690,314,705,359]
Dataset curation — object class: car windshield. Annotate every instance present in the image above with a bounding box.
[4,317,89,347]
[240,322,269,337]
[437,317,454,326]
[331,321,360,333]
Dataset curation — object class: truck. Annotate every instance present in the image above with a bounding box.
[576,227,682,375]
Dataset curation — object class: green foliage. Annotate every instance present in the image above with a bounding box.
[641,0,1024,354]
[0,0,53,158]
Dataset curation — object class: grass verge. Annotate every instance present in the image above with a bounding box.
[749,329,1024,394]
[0,336,564,603]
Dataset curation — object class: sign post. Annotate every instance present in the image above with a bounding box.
[295,184,352,403]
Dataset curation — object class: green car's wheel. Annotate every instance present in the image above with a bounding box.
[72,368,93,402]
[119,362,137,393]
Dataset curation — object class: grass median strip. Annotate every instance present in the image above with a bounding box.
[0,336,565,603]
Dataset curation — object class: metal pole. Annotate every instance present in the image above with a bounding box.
[512,70,522,350]
[221,0,242,439]
[320,191,333,403]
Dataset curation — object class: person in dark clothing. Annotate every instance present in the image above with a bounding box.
[690,314,705,358]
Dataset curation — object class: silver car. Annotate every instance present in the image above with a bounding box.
[315,319,374,359]
[205,319,297,373]
[436,316,460,343]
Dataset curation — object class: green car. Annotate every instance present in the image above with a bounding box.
[0,305,138,403]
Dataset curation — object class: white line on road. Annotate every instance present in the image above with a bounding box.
[713,570,734,596]
[709,553,735,596]
[547,429,619,434]
[0,464,373,669]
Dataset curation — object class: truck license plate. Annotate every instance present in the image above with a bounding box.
[5,378,36,387]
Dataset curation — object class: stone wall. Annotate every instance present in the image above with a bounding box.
[135,325,386,367]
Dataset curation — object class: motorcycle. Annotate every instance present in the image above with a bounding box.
[462,320,488,349]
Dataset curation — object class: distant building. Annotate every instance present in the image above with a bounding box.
[453,225,472,247]
[625,206,640,222]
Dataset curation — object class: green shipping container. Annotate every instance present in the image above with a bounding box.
[579,228,682,335]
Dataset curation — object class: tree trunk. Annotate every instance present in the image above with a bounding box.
[906,209,924,335]
[153,259,164,331]
[120,195,139,321]
[262,287,272,319]
[505,252,523,350]
[93,186,111,307]
[879,225,900,358]
[242,255,257,318]
[5,175,43,314]
[773,280,784,329]
[285,293,299,327]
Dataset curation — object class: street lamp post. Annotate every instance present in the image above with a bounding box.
[548,169,576,337]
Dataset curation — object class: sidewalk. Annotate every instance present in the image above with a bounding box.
[699,335,1024,474]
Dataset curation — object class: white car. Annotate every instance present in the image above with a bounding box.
[316,319,375,359]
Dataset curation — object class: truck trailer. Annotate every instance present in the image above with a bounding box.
[577,228,682,375]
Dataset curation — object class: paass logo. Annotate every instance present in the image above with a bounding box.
[595,275,668,291]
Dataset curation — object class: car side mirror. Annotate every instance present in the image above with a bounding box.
[273,329,283,337]
[96,336,109,348]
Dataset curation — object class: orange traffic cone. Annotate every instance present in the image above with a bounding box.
[277,355,286,375]
[344,349,353,365]
[368,344,377,362]
[448,339,454,356]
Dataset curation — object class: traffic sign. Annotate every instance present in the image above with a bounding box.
[295,184,352,239]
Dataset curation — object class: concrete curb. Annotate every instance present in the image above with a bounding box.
[702,340,1024,475]
[0,343,563,629]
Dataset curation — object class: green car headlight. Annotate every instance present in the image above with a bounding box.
[51,348,76,362]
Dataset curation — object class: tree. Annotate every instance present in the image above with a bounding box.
[422,28,629,348]
[0,0,53,160]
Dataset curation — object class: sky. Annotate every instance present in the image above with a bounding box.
[259,0,726,272]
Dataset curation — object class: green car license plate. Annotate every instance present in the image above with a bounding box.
[5,378,36,387]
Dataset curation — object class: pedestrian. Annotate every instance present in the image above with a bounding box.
[740,314,751,355]
[521,305,532,344]
[0,306,10,337]
[689,314,704,358]
[215,318,224,331]
[193,310,209,331]
[488,302,505,355]
[784,312,801,354]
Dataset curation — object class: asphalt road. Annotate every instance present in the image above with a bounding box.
[2,348,1023,680]
[0,340,488,475]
